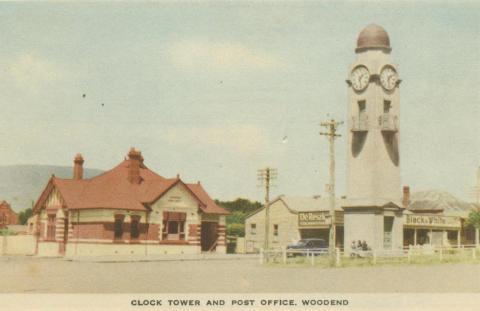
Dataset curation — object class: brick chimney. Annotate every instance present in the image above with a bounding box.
[73,154,84,180]
[402,186,410,208]
[127,148,142,184]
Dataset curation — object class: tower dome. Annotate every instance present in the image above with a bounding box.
[356,23,391,52]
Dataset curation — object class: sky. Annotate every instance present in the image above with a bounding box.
[0,1,478,202]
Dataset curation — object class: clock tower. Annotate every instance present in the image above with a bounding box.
[343,24,404,252]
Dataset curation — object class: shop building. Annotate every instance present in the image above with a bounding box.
[32,148,229,257]
[403,188,479,247]
[245,195,345,253]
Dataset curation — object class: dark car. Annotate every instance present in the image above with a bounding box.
[286,238,328,257]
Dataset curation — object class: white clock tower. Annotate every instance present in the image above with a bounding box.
[343,24,404,252]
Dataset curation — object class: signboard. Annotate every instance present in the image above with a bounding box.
[405,214,461,228]
[298,211,331,227]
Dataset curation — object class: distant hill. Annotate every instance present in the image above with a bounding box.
[0,165,104,212]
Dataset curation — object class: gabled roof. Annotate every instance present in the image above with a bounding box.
[33,157,228,215]
[342,198,403,210]
[281,196,345,212]
[0,201,17,215]
[246,195,345,219]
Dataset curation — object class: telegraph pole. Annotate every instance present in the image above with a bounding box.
[320,119,343,265]
[258,167,277,250]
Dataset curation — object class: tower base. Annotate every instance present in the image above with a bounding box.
[343,202,404,255]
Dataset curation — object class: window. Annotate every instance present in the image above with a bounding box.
[114,215,125,239]
[47,215,56,241]
[162,212,186,241]
[273,224,279,236]
[130,216,140,239]
[250,223,257,235]
[358,100,366,119]
[384,100,391,114]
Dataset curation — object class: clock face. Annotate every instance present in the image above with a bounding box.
[351,66,370,91]
[380,66,398,91]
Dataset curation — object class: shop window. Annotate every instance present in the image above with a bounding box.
[47,215,56,241]
[130,216,140,240]
[273,224,279,236]
[250,223,257,235]
[114,215,125,239]
[465,227,476,243]
[162,212,186,241]
[447,230,458,242]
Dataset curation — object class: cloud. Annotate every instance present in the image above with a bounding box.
[162,124,269,155]
[167,39,279,71]
[4,53,64,94]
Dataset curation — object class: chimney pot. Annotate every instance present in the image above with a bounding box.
[127,148,142,184]
[73,154,84,180]
[402,186,410,208]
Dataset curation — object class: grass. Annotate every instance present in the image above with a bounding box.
[0,229,16,236]
[264,248,480,268]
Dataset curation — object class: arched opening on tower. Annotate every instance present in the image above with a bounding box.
[351,132,368,157]
[382,132,399,166]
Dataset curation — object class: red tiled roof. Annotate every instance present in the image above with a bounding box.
[34,158,228,215]
[186,183,228,214]
[0,201,17,215]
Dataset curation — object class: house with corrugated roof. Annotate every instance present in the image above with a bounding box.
[32,148,229,256]
[0,201,18,229]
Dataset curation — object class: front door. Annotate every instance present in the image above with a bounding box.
[167,221,180,240]
[383,216,394,249]
[201,222,218,252]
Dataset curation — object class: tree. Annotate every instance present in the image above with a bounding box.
[215,198,262,215]
[226,223,245,237]
[18,208,33,225]
[215,198,262,237]
[465,208,480,229]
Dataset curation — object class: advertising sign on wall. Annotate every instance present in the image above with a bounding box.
[405,214,461,228]
[298,211,331,227]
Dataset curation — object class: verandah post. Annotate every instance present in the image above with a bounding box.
[335,247,341,267]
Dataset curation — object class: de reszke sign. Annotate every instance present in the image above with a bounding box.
[298,211,331,227]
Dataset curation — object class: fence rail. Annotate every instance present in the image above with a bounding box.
[260,244,480,267]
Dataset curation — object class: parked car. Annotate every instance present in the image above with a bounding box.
[286,238,328,257]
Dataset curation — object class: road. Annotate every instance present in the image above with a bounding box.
[1,256,480,293]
